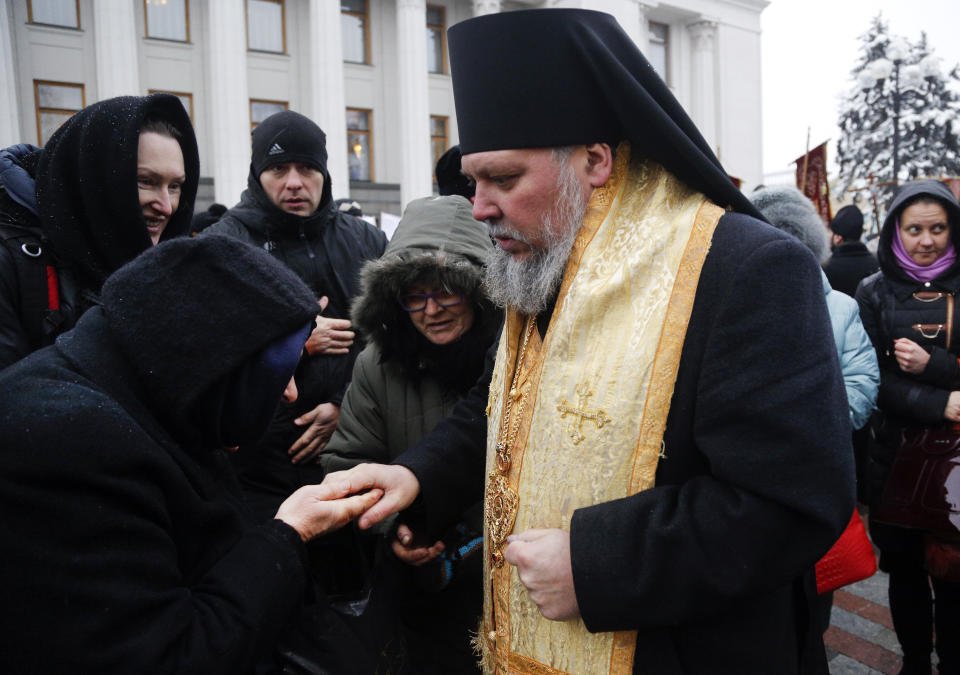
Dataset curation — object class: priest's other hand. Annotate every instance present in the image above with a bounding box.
[275,483,382,542]
[320,463,420,530]
[505,528,580,621]
[392,523,445,566]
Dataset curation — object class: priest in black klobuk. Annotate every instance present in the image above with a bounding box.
[323,9,854,675]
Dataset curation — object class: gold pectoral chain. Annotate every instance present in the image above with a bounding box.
[487,315,536,569]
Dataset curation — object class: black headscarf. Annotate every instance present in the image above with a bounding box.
[35,93,200,292]
[100,234,317,448]
[447,9,763,220]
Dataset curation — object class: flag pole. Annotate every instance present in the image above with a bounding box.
[800,127,811,193]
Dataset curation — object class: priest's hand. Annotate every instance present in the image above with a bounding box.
[275,483,383,542]
[391,523,445,566]
[320,463,420,530]
[505,528,580,621]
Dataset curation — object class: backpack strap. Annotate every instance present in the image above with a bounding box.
[0,223,65,350]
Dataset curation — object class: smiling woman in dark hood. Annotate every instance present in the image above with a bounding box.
[35,93,200,293]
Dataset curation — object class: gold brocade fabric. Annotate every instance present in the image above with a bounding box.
[481,146,724,674]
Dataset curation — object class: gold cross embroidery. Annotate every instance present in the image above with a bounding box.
[557,385,610,445]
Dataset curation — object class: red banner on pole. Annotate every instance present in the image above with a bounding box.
[793,142,833,224]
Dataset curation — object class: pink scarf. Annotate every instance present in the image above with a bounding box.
[891,219,957,282]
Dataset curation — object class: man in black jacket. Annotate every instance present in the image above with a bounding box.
[824,204,879,297]
[206,110,387,520]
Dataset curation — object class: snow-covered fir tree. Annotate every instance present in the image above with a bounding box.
[836,14,960,233]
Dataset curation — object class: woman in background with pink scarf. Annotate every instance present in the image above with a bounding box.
[856,180,960,675]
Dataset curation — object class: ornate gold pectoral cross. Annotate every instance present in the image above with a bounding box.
[557,385,611,444]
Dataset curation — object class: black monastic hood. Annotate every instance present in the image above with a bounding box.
[35,93,200,292]
[96,234,317,447]
[447,9,764,221]
[877,179,960,283]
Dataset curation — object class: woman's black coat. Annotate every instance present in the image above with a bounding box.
[0,236,319,674]
[855,180,960,553]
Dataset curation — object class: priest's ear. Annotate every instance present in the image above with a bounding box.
[582,143,614,187]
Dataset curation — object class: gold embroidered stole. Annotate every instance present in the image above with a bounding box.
[482,147,724,674]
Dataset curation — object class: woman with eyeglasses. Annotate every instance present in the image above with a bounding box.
[321,195,500,673]
[856,180,960,675]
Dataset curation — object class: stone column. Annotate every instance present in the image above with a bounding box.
[204,0,249,205]
[396,0,432,209]
[472,0,501,15]
[0,1,20,146]
[688,20,717,150]
[93,0,140,99]
[306,0,348,200]
[636,2,654,51]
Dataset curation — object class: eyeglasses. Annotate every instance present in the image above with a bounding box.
[397,291,465,312]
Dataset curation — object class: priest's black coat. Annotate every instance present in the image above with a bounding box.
[396,212,856,674]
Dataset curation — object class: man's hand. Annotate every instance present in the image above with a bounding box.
[391,523,445,566]
[305,296,355,355]
[275,483,383,542]
[290,402,339,464]
[504,528,580,621]
[945,391,960,422]
[320,463,420,530]
[894,337,931,374]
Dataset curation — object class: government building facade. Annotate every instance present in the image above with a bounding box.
[1,0,769,217]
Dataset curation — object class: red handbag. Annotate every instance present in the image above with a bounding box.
[815,510,877,594]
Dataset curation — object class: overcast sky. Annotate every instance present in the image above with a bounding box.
[760,0,960,183]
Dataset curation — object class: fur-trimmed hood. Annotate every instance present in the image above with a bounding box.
[352,195,492,347]
[351,195,498,386]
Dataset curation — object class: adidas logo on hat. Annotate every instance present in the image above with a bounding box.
[268,143,284,155]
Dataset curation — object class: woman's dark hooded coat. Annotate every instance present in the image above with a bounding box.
[0,93,199,369]
[856,181,960,544]
[0,235,318,674]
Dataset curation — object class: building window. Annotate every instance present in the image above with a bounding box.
[34,80,84,145]
[149,90,194,122]
[250,99,288,130]
[426,5,445,74]
[27,0,80,28]
[347,108,373,182]
[247,0,285,53]
[648,21,669,83]
[145,0,189,42]
[341,0,369,65]
[430,115,448,170]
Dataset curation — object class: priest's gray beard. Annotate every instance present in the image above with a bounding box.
[483,156,587,315]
